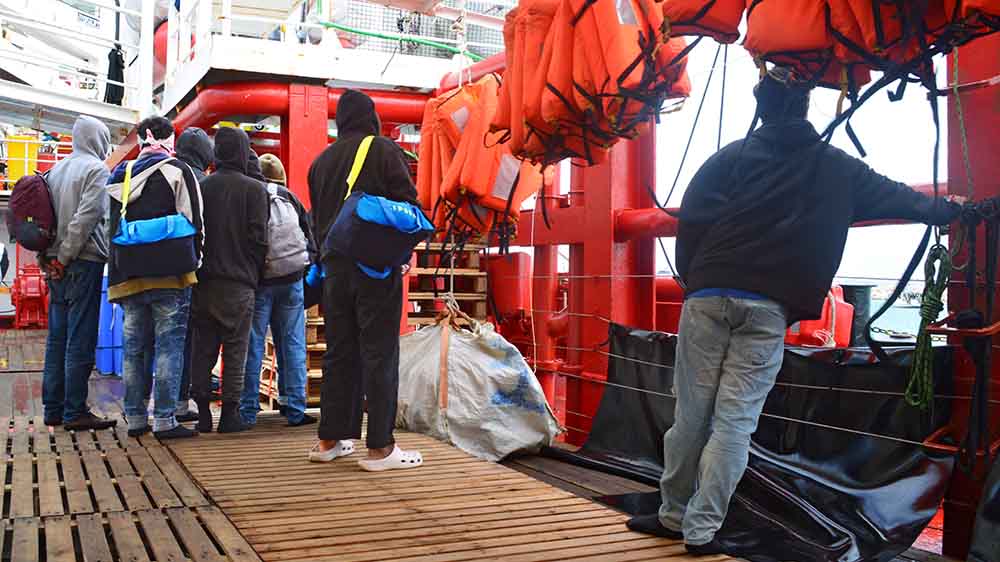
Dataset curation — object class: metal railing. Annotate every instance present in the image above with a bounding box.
[0,0,154,115]
[160,0,509,100]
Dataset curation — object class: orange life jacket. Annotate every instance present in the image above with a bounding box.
[662,0,745,43]
[745,0,836,80]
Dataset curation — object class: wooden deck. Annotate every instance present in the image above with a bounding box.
[164,415,733,562]
[0,416,257,561]
[0,328,958,561]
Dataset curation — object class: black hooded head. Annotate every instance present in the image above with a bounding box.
[753,66,812,124]
[214,127,250,174]
[175,127,214,172]
[246,150,266,182]
[335,89,381,137]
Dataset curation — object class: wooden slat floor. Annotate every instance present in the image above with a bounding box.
[165,414,735,562]
[1,416,259,562]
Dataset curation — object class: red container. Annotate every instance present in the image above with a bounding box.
[786,286,854,348]
[485,252,532,316]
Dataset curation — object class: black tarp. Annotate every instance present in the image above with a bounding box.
[970,455,1000,562]
[557,323,957,562]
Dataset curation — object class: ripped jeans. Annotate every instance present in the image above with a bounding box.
[121,288,192,433]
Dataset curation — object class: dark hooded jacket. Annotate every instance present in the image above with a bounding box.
[247,151,318,286]
[175,127,213,182]
[106,146,204,302]
[308,89,418,261]
[197,127,269,288]
[676,119,961,323]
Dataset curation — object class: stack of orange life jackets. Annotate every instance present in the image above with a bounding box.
[417,74,545,239]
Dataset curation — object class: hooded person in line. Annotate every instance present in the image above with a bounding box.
[175,127,213,183]
[171,126,213,423]
[306,89,423,470]
[107,115,204,440]
[240,151,316,428]
[41,115,117,431]
[625,67,965,556]
[189,127,269,434]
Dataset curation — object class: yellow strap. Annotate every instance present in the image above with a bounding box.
[345,135,375,200]
[120,160,136,218]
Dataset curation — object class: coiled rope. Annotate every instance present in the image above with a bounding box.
[906,243,951,411]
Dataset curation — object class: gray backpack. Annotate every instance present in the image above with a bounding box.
[264,183,309,279]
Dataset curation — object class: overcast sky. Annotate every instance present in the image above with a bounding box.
[654,41,949,285]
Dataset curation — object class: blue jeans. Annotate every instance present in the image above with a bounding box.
[658,296,787,545]
[43,260,103,423]
[121,288,191,433]
[242,281,308,424]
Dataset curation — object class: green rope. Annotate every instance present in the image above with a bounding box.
[318,20,485,62]
[906,243,951,411]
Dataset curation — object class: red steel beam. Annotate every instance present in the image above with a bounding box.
[609,183,944,242]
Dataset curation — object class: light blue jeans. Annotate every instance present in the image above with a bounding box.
[241,281,308,424]
[121,288,191,433]
[658,296,787,545]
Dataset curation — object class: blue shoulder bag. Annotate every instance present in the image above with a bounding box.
[113,159,197,246]
[324,136,434,279]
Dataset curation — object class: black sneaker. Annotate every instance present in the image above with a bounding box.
[65,412,118,431]
[176,411,200,423]
[288,413,318,427]
[154,425,199,439]
[626,514,683,540]
[685,538,727,556]
[127,426,151,438]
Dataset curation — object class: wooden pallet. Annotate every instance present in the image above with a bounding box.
[258,363,322,408]
[305,317,325,345]
[409,244,488,326]
[0,415,261,562]
[162,414,733,562]
[3,506,258,562]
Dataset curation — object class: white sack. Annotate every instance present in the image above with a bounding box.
[397,320,561,461]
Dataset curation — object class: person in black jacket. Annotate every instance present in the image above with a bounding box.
[175,127,213,183]
[626,67,965,555]
[190,127,269,434]
[172,126,213,423]
[107,116,203,440]
[241,152,317,427]
[306,89,423,470]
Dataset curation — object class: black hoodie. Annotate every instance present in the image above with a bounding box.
[676,119,961,323]
[175,127,213,182]
[308,89,418,261]
[197,127,269,289]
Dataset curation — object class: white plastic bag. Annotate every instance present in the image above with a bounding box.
[397,319,562,461]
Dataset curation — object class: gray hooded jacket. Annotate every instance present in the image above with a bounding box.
[45,116,111,265]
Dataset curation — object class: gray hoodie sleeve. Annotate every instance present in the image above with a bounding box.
[57,163,110,265]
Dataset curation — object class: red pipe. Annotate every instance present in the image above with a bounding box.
[172,82,428,133]
[437,53,506,94]
[327,89,427,125]
[613,183,945,242]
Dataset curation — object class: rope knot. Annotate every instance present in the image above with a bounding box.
[919,293,943,322]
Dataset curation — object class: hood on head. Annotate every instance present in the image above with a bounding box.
[335,89,381,137]
[246,150,266,182]
[72,116,111,160]
[175,127,213,171]
[214,127,250,174]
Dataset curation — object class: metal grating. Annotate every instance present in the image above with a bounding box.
[340,0,508,59]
